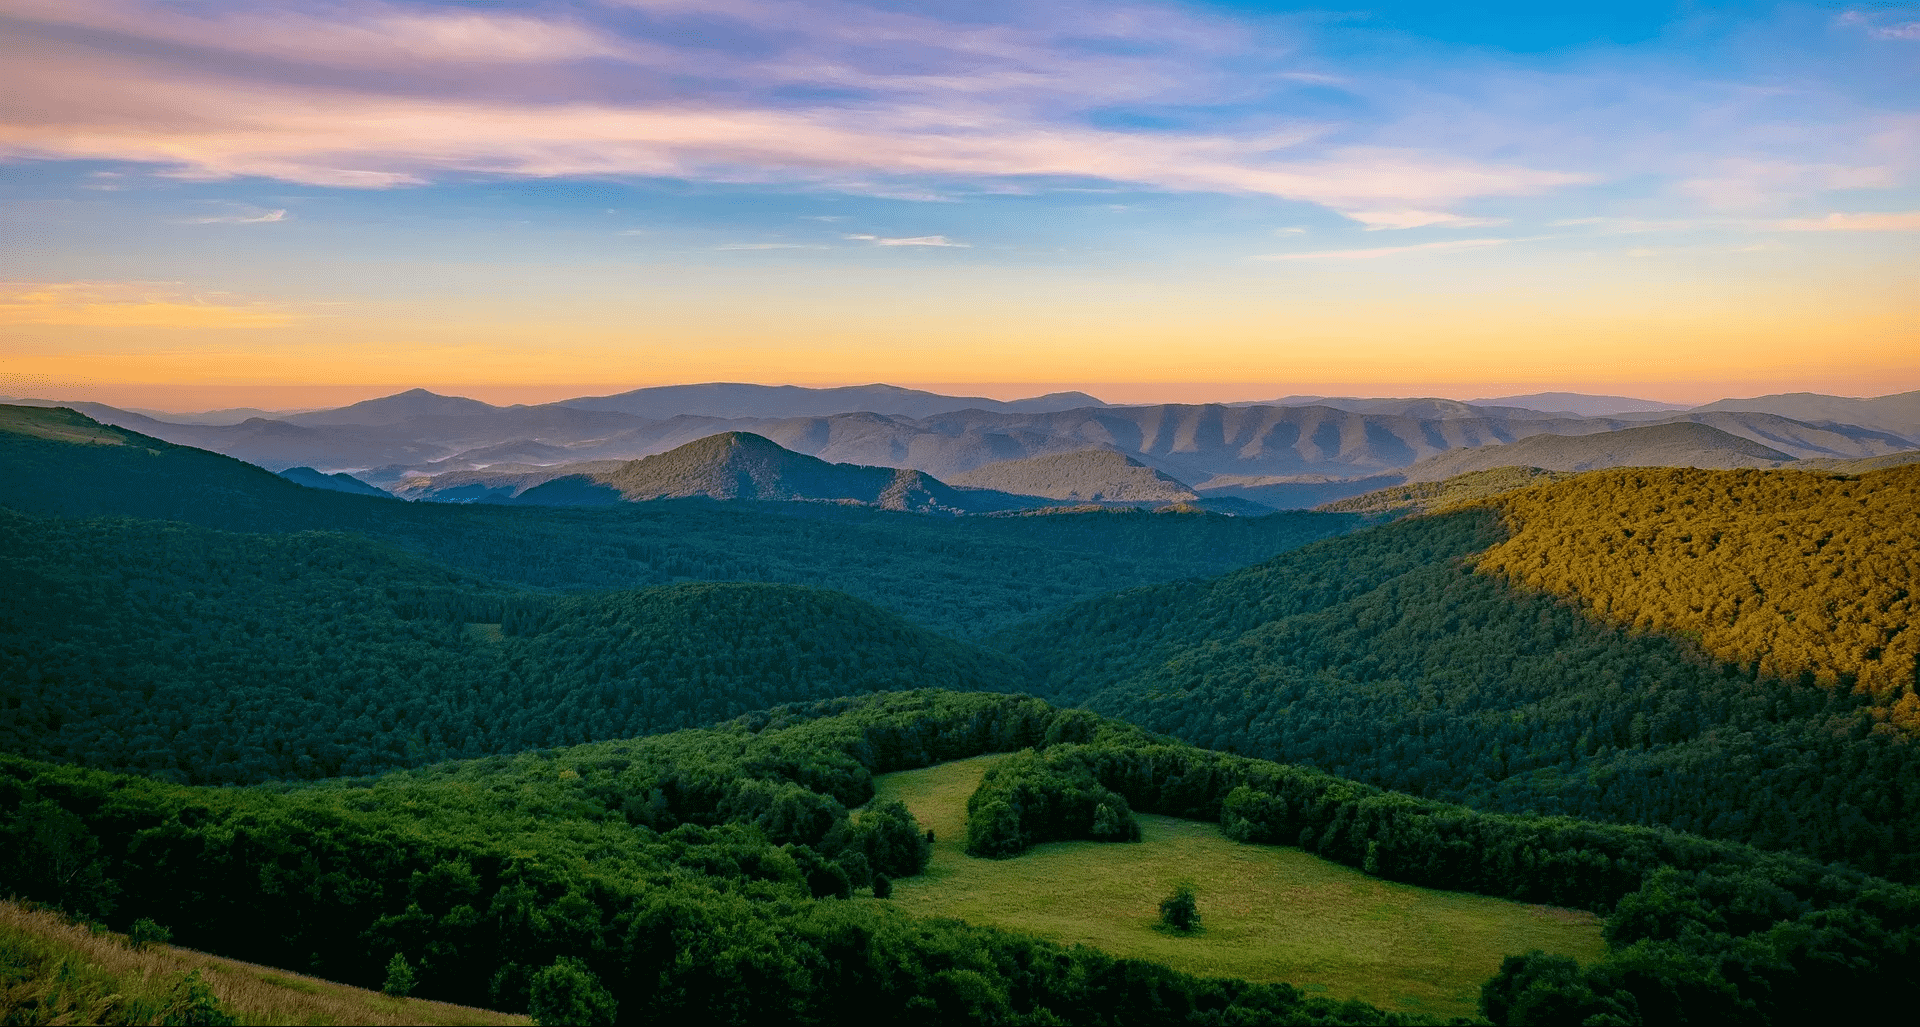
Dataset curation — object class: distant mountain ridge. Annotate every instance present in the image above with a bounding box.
[407,431,1045,514]
[19,385,1915,508]
[1400,421,1795,481]
[946,449,1199,504]
[559,382,1108,420]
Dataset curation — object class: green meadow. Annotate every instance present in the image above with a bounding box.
[871,755,1607,1021]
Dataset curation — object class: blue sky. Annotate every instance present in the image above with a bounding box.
[1,1,1915,406]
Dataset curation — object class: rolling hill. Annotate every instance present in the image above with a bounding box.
[1316,467,1574,516]
[278,465,393,496]
[5,691,1914,1026]
[399,431,1043,513]
[1692,389,1920,440]
[39,387,1914,509]
[0,405,1360,638]
[1398,421,1793,481]
[945,449,1200,504]
[994,463,1920,881]
[0,506,1024,783]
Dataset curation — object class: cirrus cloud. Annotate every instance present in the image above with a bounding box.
[0,0,1591,213]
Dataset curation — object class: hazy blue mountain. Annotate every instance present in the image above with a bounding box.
[559,382,1108,420]
[57,403,454,471]
[1644,410,1914,459]
[947,449,1199,504]
[1689,390,1920,441]
[404,432,1043,513]
[1474,392,1692,417]
[125,406,312,425]
[42,388,1913,490]
[277,466,392,497]
[1399,421,1794,481]
[283,388,501,426]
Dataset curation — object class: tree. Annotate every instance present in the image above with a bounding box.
[1159,883,1200,933]
[529,958,617,1027]
[871,872,892,898]
[129,918,172,951]
[382,953,416,997]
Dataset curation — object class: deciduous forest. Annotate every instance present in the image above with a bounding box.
[3,406,1918,1025]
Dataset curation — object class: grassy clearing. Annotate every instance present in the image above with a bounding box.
[0,900,527,1026]
[871,755,1606,1021]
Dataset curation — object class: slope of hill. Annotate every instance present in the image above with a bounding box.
[547,431,1032,512]
[946,449,1199,504]
[279,465,393,497]
[0,507,1023,783]
[4,691,1914,1026]
[0,901,526,1026]
[397,432,1044,513]
[0,405,1361,638]
[1692,389,1920,440]
[994,464,1920,880]
[1478,464,1920,717]
[1399,421,1792,481]
[1316,467,1573,515]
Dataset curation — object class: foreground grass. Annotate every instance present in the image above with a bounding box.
[872,755,1605,1021]
[0,900,527,1026]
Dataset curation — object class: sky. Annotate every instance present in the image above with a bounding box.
[1,0,1916,410]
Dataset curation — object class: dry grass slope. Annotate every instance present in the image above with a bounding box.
[869,756,1604,1021]
[0,901,527,1026]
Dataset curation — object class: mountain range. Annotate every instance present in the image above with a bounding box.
[18,385,1917,510]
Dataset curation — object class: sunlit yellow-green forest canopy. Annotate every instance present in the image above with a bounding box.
[1478,465,1920,733]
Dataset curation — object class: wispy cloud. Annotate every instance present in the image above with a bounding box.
[182,209,289,225]
[1341,209,1509,230]
[1838,11,1920,41]
[1773,211,1920,231]
[0,0,1589,212]
[0,0,1911,228]
[845,234,970,248]
[1254,238,1518,261]
[0,281,295,327]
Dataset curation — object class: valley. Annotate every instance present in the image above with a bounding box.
[873,756,1605,1020]
[3,391,1917,1025]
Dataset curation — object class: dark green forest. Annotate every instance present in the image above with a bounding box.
[0,693,1414,1025]
[0,508,1020,783]
[7,404,1920,1024]
[996,498,1920,881]
[0,406,1359,638]
[6,692,1915,1026]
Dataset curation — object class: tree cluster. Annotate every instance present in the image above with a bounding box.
[938,722,1920,1026]
[0,691,1405,1025]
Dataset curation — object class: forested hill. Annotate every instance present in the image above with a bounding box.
[0,507,1022,784]
[1477,464,1920,730]
[397,430,1041,513]
[530,431,1031,512]
[994,463,1920,881]
[1399,421,1792,481]
[6,690,1917,1025]
[946,449,1200,504]
[0,405,1361,638]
